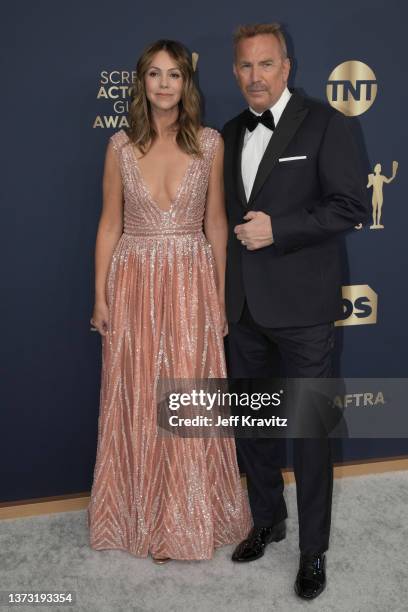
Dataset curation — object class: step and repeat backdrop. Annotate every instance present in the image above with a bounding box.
[1,0,407,502]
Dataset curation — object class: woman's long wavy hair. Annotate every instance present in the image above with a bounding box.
[126,39,202,157]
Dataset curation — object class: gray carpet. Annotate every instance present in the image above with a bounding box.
[1,471,407,612]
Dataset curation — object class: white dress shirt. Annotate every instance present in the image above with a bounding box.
[241,87,292,201]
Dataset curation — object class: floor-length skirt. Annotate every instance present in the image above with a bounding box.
[88,231,252,559]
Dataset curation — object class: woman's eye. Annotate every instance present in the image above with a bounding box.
[170,73,181,79]
[148,71,158,77]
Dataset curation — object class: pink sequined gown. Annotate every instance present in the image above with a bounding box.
[87,127,252,560]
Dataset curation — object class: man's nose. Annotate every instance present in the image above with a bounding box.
[250,65,261,82]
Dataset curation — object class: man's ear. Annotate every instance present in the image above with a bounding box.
[283,57,291,82]
[233,62,238,79]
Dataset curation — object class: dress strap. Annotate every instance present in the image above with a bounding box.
[201,127,221,171]
[109,129,129,157]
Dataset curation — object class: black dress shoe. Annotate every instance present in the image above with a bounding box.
[231,521,286,562]
[294,552,326,599]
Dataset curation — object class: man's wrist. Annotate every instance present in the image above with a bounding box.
[266,213,274,243]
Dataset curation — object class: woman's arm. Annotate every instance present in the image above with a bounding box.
[91,140,123,335]
[203,136,228,333]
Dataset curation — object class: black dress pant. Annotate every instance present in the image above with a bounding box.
[227,299,335,555]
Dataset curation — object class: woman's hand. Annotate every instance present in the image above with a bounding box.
[90,301,109,336]
[218,294,228,337]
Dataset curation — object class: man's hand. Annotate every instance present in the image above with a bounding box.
[234,211,274,250]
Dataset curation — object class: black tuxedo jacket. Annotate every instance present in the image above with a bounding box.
[221,89,369,328]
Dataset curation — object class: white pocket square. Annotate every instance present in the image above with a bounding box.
[278,155,307,162]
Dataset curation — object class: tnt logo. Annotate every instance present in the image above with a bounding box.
[326,61,377,116]
[335,285,378,327]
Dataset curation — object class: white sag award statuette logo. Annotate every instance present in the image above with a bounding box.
[366,161,398,229]
[326,61,377,116]
[355,161,399,230]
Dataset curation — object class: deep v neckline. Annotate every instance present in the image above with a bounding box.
[130,129,204,214]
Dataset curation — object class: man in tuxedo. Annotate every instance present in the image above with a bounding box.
[221,23,367,599]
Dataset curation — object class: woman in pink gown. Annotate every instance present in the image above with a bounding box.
[87,39,252,562]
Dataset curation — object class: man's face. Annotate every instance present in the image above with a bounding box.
[233,34,290,113]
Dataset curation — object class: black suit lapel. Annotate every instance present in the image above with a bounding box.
[232,113,248,208]
[247,90,309,207]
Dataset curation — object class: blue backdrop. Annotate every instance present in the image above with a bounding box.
[1,0,407,503]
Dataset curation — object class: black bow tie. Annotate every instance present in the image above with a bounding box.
[244,108,275,132]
